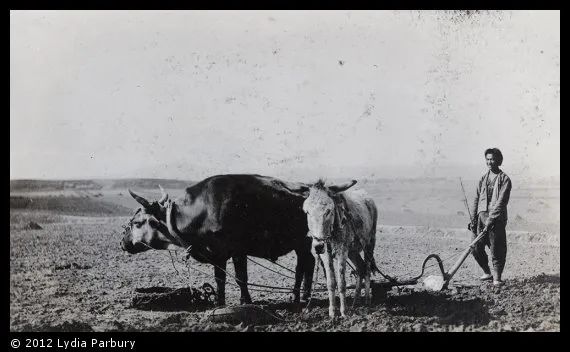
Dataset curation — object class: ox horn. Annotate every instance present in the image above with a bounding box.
[158,185,169,204]
[128,189,151,208]
[328,180,357,194]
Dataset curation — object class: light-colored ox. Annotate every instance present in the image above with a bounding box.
[285,179,379,318]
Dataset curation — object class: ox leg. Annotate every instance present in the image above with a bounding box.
[214,261,227,306]
[348,251,366,308]
[320,250,336,318]
[292,251,303,303]
[364,261,372,306]
[233,256,252,304]
[335,248,349,318]
[364,244,375,306]
[294,250,316,303]
[301,253,316,302]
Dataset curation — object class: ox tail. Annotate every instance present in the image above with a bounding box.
[366,254,381,275]
[364,198,381,276]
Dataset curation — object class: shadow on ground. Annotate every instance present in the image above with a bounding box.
[385,290,491,325]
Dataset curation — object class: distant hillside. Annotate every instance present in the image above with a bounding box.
[10,195,132,216]
[109,179,193,190]
[10,180,103,192]
[10,179,194,192]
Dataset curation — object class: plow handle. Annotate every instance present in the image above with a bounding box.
[444,247,473,285]
[443,230,488,287]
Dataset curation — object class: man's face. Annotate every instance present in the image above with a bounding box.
[486,153,498,170]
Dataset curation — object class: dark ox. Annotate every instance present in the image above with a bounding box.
[120,174,315,306]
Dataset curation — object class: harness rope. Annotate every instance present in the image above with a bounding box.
[248,257,295,275]
[165,247,387,296]
[245,257,296,280]
[181,257,304,293]
[180,246,330,293]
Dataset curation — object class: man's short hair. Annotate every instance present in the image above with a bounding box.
[484,148,503,166]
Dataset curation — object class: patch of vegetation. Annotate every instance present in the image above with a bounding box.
[10,210,65,227]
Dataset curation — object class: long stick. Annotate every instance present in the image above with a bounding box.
[459,177,472,221]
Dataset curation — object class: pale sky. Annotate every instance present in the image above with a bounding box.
[10,10,560,181]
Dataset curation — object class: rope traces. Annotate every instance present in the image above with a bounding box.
[170,250,329,294]
[142,238,465,298]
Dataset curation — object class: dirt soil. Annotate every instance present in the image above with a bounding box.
[10,210,559,332]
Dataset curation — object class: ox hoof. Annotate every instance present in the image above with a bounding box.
[330,315,343,322]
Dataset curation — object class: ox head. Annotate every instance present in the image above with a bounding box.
[284,179,357,255]
[120,186,177,254]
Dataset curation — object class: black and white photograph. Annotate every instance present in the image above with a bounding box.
[10,10,559,333]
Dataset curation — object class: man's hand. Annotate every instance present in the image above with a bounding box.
[467,221,477,233]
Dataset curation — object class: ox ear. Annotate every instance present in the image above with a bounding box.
[158,185,169,205]
[129,189,151,208]
[280,181,310,198]
[328,180,357,194]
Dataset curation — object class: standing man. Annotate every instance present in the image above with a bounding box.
[468,148,512,286]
